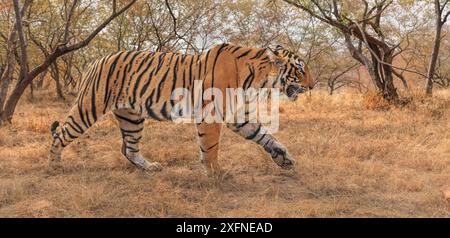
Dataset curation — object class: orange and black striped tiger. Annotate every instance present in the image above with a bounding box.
[49,44,314,176]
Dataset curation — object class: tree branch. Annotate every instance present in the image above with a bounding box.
[26,0,137,82]
[12,0,31,80]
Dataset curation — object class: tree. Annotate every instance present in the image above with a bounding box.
[324,60,361,95]
[0,0,137,125]
[425,0,449,96]
[283,0,421,103]
[0,0,31,118]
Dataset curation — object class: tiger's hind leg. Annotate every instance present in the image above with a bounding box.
[48,104,97,168]
[196,122,224,176]
[113,109,162,172]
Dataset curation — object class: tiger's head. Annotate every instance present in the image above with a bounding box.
[267,45,314,101]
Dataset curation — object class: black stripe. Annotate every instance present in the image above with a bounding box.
[114,113,144,125]
[211,44,228,89]
[122,51,134,62]
[249,49,266,60]
[126,139,140,144]
[65,128,78,140]
[245,124,261,140]
[104,52,124,105]
[236,121,249,129]
[155,67,171,103]
[243,64,255,89]
[170,56,180,107]
[91,57,106,122]
[120,127,144,134]
[198,56,202,80]
[145,92,163,121]
[237,50,252,59]
[114,63,131,109]
[260,56,269,62]
[77,102,89,129]
[127,51,142,73]
[260,79,268,88]
[85,109,92,127]
[139,67,155,97]
[126,147,140,153]
[95,56,110,92]
[263,139,271,151]
[55,136,66,147]
[200,142,219,152]
[67,116,83,133]
[256,133,266,144]
[61,128,68,142]
[103,90,113,114]
[231,46,242,53]
[124,52,144,107]
[132,55,155,104]
[84,60,100,94]
[154,53,166,76]
[182,64,187,91]
[188,56,194,87]
[63,122,81,136]
[160,102,171,120]
[203,50,211,78]
[136,52,153,72]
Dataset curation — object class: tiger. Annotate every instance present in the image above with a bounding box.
[48,44,314,176]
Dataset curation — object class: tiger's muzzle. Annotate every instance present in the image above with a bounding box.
[285,84,306,101]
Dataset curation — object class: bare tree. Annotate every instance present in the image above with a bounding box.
[0,0,137,124]
[326,63,361,95]
[0,0,31,119]
[425,0,449,96]
[283,0,420,103]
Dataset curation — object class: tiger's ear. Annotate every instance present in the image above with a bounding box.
[267,47,285,67]
[274,45,284,51]
[267,44,284,55]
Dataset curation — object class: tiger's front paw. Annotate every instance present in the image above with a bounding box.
[128,155,163,172]
[142,162,163,172]
[270,145,295,170]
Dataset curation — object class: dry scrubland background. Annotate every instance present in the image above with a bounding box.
[0,89,449,217]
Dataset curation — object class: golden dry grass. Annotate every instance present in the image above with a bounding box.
[0,89,449,217]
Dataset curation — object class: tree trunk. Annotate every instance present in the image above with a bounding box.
[29,80,34,100]
[328,80,335,95]
[63,56,74,88]
[36,70,47,89]
[426,16,444,96]
[1,78,28,123]
[381,55,398,101]
[0,61,15,120]
[365,44,398,102]
[51,63,65,100]
[0,0,137,124]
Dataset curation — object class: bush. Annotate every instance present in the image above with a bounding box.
[362,91,391,110]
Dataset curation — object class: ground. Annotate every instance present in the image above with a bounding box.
[0,89,449,217]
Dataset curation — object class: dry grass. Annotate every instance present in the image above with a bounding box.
[0,89,449,217]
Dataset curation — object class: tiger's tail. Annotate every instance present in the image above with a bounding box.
[50,121,60,138]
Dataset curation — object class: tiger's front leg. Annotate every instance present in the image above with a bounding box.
[227,122,294,169]
[196,122,224,176]
[114,109,162,172]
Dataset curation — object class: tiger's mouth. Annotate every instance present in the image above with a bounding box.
[285,84,305,101]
